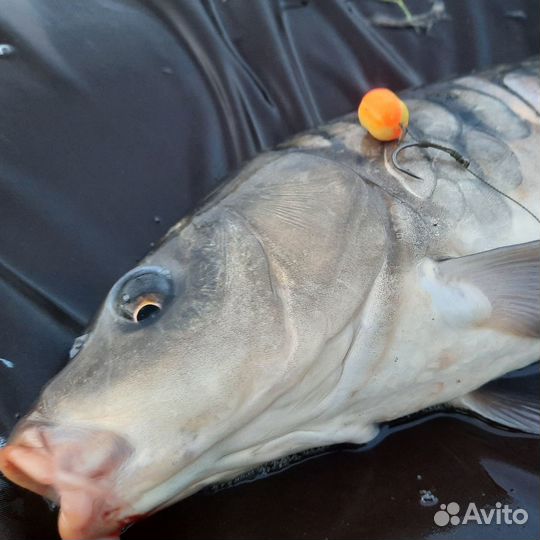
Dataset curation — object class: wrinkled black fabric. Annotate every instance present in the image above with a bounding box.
[0,1,538,539]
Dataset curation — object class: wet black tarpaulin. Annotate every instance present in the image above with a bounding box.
[0,1,538,539]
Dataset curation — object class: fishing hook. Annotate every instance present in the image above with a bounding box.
[391,140,470,179]
[391,139,540,224]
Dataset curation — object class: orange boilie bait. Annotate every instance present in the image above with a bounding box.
[358,88,409,141]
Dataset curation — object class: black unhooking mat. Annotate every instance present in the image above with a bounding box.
[0,1,539,539]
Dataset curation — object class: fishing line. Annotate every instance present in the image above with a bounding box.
[392,128,540,225]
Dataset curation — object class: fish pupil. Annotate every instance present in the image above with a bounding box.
[134,303,161,322]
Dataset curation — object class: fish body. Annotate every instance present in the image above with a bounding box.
[1,59,539,540]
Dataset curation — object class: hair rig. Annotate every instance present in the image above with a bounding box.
[391,140,470,180]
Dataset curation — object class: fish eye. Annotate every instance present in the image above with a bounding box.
[113,267,173,324]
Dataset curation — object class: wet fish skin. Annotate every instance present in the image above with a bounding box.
[1,59,539,540]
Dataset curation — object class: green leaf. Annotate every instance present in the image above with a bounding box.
[379,0,414,23]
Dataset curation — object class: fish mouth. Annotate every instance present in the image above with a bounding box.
[0,418,134,540]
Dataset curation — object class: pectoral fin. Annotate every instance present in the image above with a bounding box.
[436,240,540,337]
[451,369,540,434]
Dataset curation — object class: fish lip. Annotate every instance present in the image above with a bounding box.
[1,419,135,540]
[0,442,129,540]
[8,415,56,445]
[1,416,49,490]
[0,444,58,499]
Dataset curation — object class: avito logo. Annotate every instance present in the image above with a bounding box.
[434,502,528,527]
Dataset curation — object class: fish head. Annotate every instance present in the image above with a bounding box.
[0,213,295,539]
[0,152,388,540]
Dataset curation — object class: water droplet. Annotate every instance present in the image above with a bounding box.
[417,474,422,480]
[0,44,15,57]
[46,499,58,511]
[149,241,155,248]
[162,66,173,75]
[154,216,161,224]
[0,358,14,368]
[505,9,527,20]
[122,293,130,302]
[419,489,438,507]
